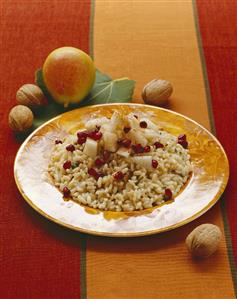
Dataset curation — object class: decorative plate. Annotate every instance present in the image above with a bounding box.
[14,104,229,237]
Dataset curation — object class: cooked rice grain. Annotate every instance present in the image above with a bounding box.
[48,129,191,212]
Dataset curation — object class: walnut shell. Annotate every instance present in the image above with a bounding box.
[186,224,222,258]
[9,105,34,132]
[142,79,173,106]
[16,84,46,107]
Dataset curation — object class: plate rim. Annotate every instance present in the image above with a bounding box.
[14,103,230,237]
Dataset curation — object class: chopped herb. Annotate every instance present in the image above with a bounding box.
[72,161,79,169]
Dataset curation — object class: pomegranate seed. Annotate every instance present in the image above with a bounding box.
[63,160,71,170]
[178,140,188,149]
[63,187,70,197]
[152,159,158,168]
[144,145,151,152]
[134,115,138,119]
[88,168,102,180]
[102,150,110,161]
[95,158,104,167]
[77,136,87,145]
[94,131,103,140]
[154,141,164,149]
[123,127,131,133]
[55,139,62,144]
[164,188,173,201]
[88,167,97,176]
[87,132,94,139]
[132,144,144,154]
[113,171,124,180]
[118,138,131,148]
[140,121,147,128]
[88,131,103,141]
[178,134,187,141]
[66,144,75,152]
[77,131,88,139]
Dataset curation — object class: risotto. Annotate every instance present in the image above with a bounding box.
[48,111,192,212]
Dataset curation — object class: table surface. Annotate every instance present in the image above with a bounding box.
[0,1,236,299]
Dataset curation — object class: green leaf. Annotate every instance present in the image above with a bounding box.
[82,69,135,105]
[34,69,69,128]
[33,68,135,129]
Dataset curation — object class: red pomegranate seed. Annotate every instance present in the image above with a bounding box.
[154,141,164,149]
[66,144,75,152]
[77,131,88,139]
[140,121,147,128]
[164,188,173,201]
[132,144,144,154]
[88,131,103,141]
[88,167,97,176]
[63,160,71,170]
[178,140,188,149]
[123,127,131,133]
[102,150,110,161]
[144,145,151,152]
[152,159,158,168]
[178,134,187,141]
[63,186,71,197]
[118,138,132,148]
[87,132,94,139]
[94,131,103,140]
[95,158,104,167]
[77,136,87,145]
[88,168,102,180]
[55,139,62,144]
[113,171,124,180]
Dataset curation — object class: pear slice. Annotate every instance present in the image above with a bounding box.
[132,156,152,170]
[103,132,118,152]
[117,147,131,158]
[127,113,140,129]
[128,129,148,147]
[110,111,123,131]
[85,117,109,130]
[143,128,160,142]
[83,138,98,158]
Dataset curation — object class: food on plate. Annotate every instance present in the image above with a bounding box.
[16,84,46,107]
[42,47,96,107]
[48,111,191,212]
[142,79,173,106]
[186,224,222,258]
[8,105,34,132]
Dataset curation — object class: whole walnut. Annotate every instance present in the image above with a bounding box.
[9,105,34,132]
[186,224,222,258]
[16,84,46,107]
[142,79,173,106]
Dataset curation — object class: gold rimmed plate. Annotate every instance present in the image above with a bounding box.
[14,104,229,237]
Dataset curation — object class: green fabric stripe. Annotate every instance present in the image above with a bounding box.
[192,0,237,295]
[89,0,95,60]
[220,199,237,295]
[80,236,87,299]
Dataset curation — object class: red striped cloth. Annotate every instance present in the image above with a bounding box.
[196,0,237,266]
[0,1,91,298]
